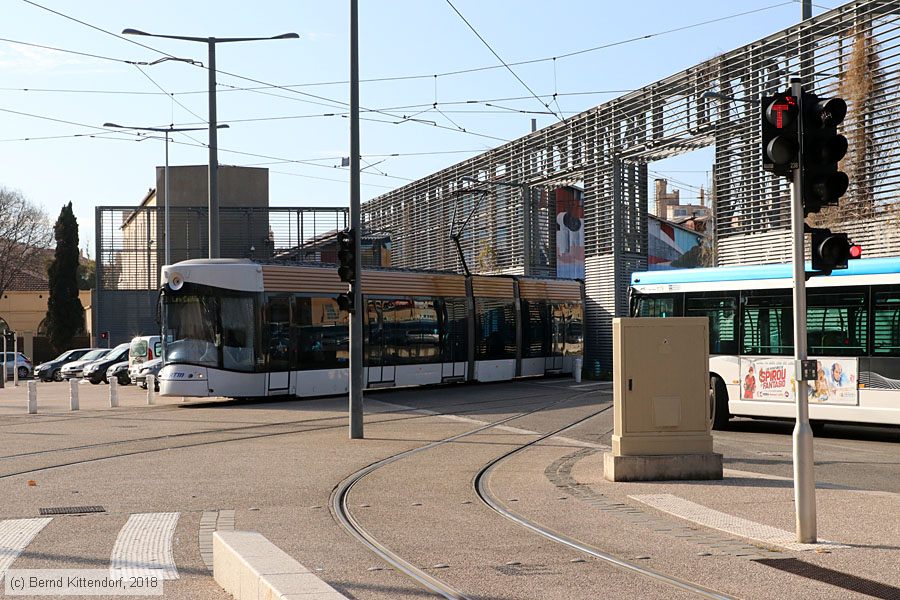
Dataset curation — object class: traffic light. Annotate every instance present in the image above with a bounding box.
[100,331,109,340]
[3,331,14,345]
[337,229,356,284]
[336,292,355,314]
[810,228,861,275]
[800,93,848,216]
[761,92,800,179]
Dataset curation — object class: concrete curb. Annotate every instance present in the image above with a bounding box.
[213,531,347,600]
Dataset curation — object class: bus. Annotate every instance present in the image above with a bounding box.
[630,256,900,429]
[158,259,584,399]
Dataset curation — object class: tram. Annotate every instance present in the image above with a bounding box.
[158,259,584,398]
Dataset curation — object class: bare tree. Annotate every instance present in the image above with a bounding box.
[0,187,53,301]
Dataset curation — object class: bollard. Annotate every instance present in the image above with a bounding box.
[69,379,79,411]
[574,357,583,383]
[146,375,155,405]
[27,380,37,414]
[109,376,119,408]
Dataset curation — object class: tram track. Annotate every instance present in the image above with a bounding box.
[473,408,736,600]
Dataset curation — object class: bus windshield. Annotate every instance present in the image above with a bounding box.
[163,287,257,372]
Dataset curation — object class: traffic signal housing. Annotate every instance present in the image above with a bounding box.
[337,228,356,285]
[336,292,355,314]
[800,93,848,216]
[761,92,800,179]
[810,228,861,275]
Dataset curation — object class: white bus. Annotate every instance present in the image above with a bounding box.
[158,259,584,399]
[630,256,900,429]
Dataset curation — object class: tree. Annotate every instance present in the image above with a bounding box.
[0,187,52,302]
[45,202,84,351]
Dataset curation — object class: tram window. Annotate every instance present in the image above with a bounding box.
[807,290,867,357]
[380,298,441,365]
[475,298,516,360]
[741,291,793,356]
[220,296,256,371]
[521,300,549,358]
[685,293,738,355]
[262,296,291,371]
[364,299,381,367]
[437,297,468,363]
[873,288,900,357]
[556,301,584,356]
[293,296,349,370]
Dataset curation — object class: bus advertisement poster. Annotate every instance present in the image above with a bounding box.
[740,357,858,405]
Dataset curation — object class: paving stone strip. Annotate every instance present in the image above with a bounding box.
[544,448,771,559]
[110,512,180,579]
[199,510,235,570]
[0,517,52,577]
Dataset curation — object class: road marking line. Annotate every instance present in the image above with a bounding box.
[111,512,180,579]
[0,518,52,578]
[629,494,849,552]
[369,399,605,449]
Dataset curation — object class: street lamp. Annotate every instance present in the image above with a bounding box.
[122,28,299,258]
[103,122,229,266]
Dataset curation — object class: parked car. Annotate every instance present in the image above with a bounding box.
[1,352,33,380]
[130,358,162,391]
[60,348,111,380]
[34,348,93,382]
[84,343,130,384]
[106,361,130,386]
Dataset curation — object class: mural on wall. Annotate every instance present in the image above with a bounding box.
[648,216,704,270]
[555,187,585,279]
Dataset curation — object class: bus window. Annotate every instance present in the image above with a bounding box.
[741,291,793,356]
[807,290,867,357]
[636,295,679,318]
[684,293,738,355]
[873,288,900,357]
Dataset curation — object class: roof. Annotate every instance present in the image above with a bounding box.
[631,256,900,286]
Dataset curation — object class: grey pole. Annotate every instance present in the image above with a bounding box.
[1,335,6,388]
[790,78,817,543]
[802,0,812,20]
[208,38,220,259]
[165,133,171,266]
[349,0,364,439]
[13,333,18,387]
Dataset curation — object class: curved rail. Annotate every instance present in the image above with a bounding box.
[474,407,736,600]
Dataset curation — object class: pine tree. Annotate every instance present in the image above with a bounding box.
[45,203,84,352]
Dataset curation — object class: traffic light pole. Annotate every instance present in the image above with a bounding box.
[790,78,817,544]
[348,0,364,439]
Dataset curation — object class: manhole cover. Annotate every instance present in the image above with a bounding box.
[39,506,106,515]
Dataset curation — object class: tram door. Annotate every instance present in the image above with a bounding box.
[546,303,564,373]
[365,300,396,386]
[264,296,293,393]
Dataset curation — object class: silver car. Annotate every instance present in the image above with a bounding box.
[130,358,162,391]
[1,352,33,379]
[61,348,111,380]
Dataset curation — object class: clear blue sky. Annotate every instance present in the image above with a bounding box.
[0,0,841,255]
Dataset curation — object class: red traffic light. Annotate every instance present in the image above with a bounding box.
[849,244,862,259]
[100,331,109,340]
[766,95,798,129]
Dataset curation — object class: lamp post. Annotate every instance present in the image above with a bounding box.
[122,28,299,258]
[104,123,228,266]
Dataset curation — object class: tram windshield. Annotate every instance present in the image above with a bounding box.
[163,285,258,372]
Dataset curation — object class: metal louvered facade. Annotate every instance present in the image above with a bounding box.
[363,1,900,373]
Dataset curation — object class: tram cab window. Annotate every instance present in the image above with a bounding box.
[684,292,738,355]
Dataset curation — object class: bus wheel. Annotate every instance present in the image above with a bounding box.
[710,375,730,430]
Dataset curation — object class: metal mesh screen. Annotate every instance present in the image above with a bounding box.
[362,1,900,370]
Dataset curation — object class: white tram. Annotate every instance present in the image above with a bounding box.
[158,259,584,399]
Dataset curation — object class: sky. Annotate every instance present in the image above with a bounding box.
[0,0,843,255]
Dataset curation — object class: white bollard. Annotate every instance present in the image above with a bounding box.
[27,380,37,414]
[109,376,119,408]
[69,379,79,411]
[574,357,583,383]
[146,375,155,405]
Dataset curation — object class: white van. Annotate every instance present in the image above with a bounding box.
[129,335,162,369]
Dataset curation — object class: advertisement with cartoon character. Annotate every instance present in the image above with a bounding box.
[739,357,858,405]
